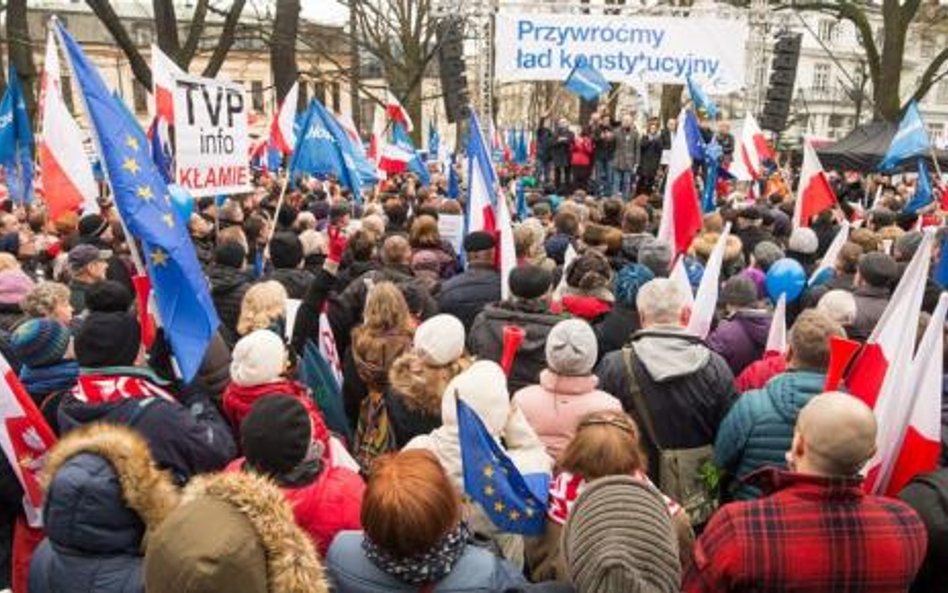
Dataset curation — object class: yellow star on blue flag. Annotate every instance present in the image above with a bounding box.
[56,21,219,383]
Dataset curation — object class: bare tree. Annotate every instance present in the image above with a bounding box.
[271,0,301,104]
[8,0,36,117]
[85,0,247,89]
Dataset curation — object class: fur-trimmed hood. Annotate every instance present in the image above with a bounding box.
[41,423,179,553]
[144,471,329,593]
[388,351,471,415]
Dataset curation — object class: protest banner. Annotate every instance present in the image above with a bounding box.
[438,213,465,254]
[495,13,748,92]
[173,73,251,197]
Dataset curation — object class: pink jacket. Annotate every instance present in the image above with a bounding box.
[513,370,622,459]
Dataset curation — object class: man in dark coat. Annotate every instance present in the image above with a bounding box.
[207,241,251,348]
[611,114,640,199]
[468,265,562,394]
[848,252,897,341]
[637,118,665,194]
[438,232,501,332]
[536,118,554,186]
[550,118,575,193]
[900,468,948,593]
[265,232,314,299]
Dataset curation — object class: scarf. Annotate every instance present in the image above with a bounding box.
[547,470,682,525]
[20,361,80,396]
[363,523,470,586]
[73,366,177,404]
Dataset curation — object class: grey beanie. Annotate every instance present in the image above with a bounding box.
[721,275,759,308]
[562,476,680,593]
[752,241,785,272]
[637,238,673,277]
[546,319,598,377]
[788,227,819,255]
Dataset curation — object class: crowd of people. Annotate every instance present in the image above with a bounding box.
[0,119,946,593]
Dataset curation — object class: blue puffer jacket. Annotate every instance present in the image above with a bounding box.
[713,370,827,500]
[29,425,177,593]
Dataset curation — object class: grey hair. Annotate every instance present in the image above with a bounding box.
[636,278,689,325]
[817,289,857,326]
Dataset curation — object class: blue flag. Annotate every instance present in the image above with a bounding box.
[702,137,722,213]
[515,179,528,220]
[564,62,610,101]
[291,100,362,196]
[905,158,933,214]
[328,112,378,191]
[683,110,706,162]
[428,124,440,162]
[879,101,930,171]
[57,22,218,383]
[456,396,549,536]
[392,122,431,185]
[298,340,352,442]
[515,128,529,165]
[686,75,718,119]
[447,157,460,200]
[147,116,174,185]
[936,231,948,289]
[0,65,34,203]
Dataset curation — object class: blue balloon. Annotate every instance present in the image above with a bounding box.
[766,258,807,303]
[167,184,193,224]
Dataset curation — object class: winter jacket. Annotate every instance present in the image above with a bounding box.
[58,367,236,484]
[207,265,251,347]
[554,293,612,325]
[570,136,593,167]
[899,468,948,593]
[468,301,563,394]
[227,459,364,557]
[326,531,528,593]
[638,132,664,177]
[706,310,772,377]
[266,268,314,300]
[19,360,79,433]
[513,370,622,459]
[802,272,855,308]
[385,352,470,448]
[592,124,616,161]
[29,425,178,593]
[536,126,554,162]
[595,328,739,484]
[438,264,502,332]
[848,285,890,342]
[221,379,317,433]
[550,127,574,168]
[410,246,459,295]
[594,304,640,356]
[612,125,640,171]
[734,226,774,263]
[334,260,380,293]
[714,370,826,500]
[734,353,787,393]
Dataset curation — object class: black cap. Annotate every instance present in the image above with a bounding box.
[78,214,109,239]
[858,252,898,287]
[241,396,312,476]
[508,264,552,300]
[214,241,246,268]
[463,231,496,252]
[738,205,762,220]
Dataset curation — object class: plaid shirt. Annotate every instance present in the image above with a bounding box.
[684,469,927,593]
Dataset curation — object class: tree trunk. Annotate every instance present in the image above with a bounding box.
[660,84,684,123]
[8,0,37,119]
[271,0,301,105]
[152,0,182,66]
[349,2,361,130]
[873,5,908,120]
[86,0,152,88]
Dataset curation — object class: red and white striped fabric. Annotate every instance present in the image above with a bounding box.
[0,353,57,526]
[657,110,702,257]
[730,113,773,181]
[319,303,344,388]
[495,186,516,301]
[39,30,98,219]
[765,294,788,356]
[842,232,935,495]
[384,90,413,133]
[793,139,837,228]
[808,220,850,285]
[269,80,298,155]
[687,222,730,339]
[150,44,182,122]
[669,255,696,308]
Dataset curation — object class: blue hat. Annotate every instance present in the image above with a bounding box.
[11,319,70,368]
[613,263,655,307]
[682,256,705,289]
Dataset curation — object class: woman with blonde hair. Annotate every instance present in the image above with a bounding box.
[408,214,458,293]
[21,281,73,325]
[345,281,415,470]
[236,280,288,337]
[526,410,694,582]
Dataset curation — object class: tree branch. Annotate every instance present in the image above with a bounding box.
[181,0,209,65]
[905,46,948,108]
[200,0,247,77]
[153,0,181,62]
[86,0,152,88]
[785,1,881,87]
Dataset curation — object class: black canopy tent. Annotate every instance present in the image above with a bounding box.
[815,121,948,173]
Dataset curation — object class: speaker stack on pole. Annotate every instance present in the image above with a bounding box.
[760,33,802,134]
[437,16,471,124]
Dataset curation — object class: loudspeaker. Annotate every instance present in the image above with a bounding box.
[760,33,803,133]
[437,17,471,123]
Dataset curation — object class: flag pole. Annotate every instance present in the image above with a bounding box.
[929,145,943,179]
[264,171,291,249]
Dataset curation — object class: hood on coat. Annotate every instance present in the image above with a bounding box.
[538,369,600,396]
[208,266,250,295]
[145,472,329,593]
[621,233,652,261]
[631,328,711,382]
[765,370,827,423]
[388,351,471,416]
[42,423,178,554]
[730,310,773,348]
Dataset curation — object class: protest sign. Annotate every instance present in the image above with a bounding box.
[173,73,251,197]
[495,13,748,92]
[438,214,465,254]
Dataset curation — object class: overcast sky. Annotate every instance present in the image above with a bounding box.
[300,0,349,26]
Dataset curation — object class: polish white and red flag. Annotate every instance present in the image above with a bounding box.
[657,109,702,257]
[150,44,183,123]
[0,353,57,526]
[841,231,938,495]
[384,90,413,133]
[764,293,788,356]
[269,80,299,155]
[39,29,98,219]
[730,113,774,181]
[687,222,731,339]
[793,139,837,228]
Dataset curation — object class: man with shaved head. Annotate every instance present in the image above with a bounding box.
[685,392,928,592]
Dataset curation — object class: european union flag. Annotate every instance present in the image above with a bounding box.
[564,62,610,101]
[936,231,948,289]
[447,158,460,200]
[515,179,528,221]
[702,137,723,213]
[428,124,440,162]
[456,396,548,536]
[879,101,930,171]
[291,100,362,196]
[683,110,706,162]
[392,122,431,185]
[0,65,34,203]
[57,22,219,383]
[905,158,933,214]
[515,128,529,165]
[686,75,718,119]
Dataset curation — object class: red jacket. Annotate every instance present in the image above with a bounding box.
[734,353,787,392]
[227,459,365,556]
[571,136,594,167]
[221,379,330,454]
[684,469,927,593]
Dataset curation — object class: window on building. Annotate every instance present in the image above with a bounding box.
[133,24,153,47]
[331,82,341,112]
[297,83,308,113]
[251,80,264,111]
[132,79,148,114]
[817,20,836,43]
[828,113,845,130]
[812,63,831,92]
